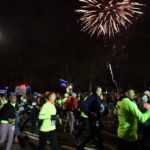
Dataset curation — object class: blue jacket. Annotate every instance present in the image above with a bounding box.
[81,94,101,119]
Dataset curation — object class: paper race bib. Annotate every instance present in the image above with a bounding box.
[50,120,56,126]
[12,126,15,131]
[20,107,24,111]
[32,102,36,106]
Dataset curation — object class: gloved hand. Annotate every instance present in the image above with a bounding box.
[144,103,150,110]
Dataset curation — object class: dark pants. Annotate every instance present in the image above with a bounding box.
[38,130,58,150]
[117,138,140,150]
[21,112,37,133]
[75,117,89,139]
[78,119,103,150]
[140,123,150,150]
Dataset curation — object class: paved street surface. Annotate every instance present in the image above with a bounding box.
[4,120,150,150]
[8,126,117,150]
[2,120,150,150]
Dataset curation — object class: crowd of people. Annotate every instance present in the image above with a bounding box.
[0,85,150,150]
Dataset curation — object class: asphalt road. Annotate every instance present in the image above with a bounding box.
[8,127,117,150]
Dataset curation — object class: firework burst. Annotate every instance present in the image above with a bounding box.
[76,0,144,38]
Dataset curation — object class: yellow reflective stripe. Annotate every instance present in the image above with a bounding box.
[81,112,88,118]
[0,120,9,123]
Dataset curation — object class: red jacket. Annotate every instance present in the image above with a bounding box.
[64,96,78,110]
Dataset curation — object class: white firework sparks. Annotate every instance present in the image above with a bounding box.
[76,0,144,38]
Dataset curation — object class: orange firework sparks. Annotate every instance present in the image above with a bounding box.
[76,0,144,38]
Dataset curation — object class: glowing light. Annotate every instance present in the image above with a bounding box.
[76,0,144,38]
[20,84,26,89]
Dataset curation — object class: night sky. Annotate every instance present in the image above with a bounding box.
[0,0,150,91]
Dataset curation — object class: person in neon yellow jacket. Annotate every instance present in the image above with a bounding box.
[38,92,58,150]
[114,88,150,150]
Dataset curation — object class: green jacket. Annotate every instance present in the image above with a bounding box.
[114,98,150,141]
[39,102,56,132]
